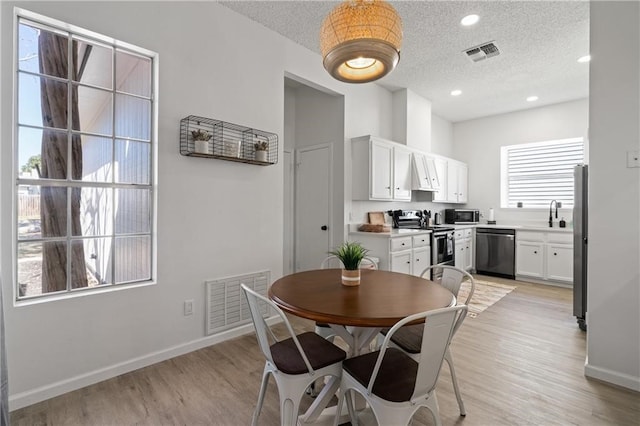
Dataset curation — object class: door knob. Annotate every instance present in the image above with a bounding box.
[321,225,328,231]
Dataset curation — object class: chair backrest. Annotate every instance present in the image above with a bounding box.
[374,305,468,402]
[420,265,475,305]
[320,255,378,270]
[240,284,314,374]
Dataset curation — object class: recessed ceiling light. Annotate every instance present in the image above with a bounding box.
[461,14,480,26]
[577,55,591,63]
[526,96,539,102]
[451,89,462,96]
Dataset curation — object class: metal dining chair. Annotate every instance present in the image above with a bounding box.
[388,264,475,416]
[333,305,468,426]
[241,284,347,426]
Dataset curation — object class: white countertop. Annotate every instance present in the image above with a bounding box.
[350,223,573,236]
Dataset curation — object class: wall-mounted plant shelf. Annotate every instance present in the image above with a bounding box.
[180,115,278,165]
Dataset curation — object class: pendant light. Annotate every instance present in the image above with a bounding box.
[320,0,402,83]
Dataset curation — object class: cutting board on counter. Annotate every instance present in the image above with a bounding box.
[368,211,386,225]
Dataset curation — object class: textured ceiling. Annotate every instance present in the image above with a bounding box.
[220,1,590,123]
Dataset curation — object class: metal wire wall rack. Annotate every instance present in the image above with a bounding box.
[180,115,278,165]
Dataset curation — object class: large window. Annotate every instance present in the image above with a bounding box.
[501,138,584,209]
[15,10,157,300]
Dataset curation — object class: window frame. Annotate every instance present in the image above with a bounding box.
[13,8,159,302]
[500,137,584,210]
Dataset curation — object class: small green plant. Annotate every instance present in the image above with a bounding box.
[191,129,212,141]
[254,141,269,151]
[329,241,369,270]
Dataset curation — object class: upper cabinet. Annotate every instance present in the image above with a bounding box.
[351,135,468,203]
[446,160,468,203]
[352,136,411,201]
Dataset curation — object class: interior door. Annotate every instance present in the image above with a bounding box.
[295,144,332,271]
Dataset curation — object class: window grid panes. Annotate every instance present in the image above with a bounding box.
[15,14,156,300]
[501,138,584,209]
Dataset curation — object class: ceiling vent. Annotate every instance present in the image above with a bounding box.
[464,41,500,62]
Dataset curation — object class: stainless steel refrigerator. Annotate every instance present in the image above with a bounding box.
[573,164,588,331]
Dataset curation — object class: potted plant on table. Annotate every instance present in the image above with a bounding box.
[254,140,269,162]
[330,241,369,286]
[191,129,212,154]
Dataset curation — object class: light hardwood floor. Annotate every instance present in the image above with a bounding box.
[11,277,640,425]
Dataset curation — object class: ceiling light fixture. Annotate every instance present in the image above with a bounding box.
[461,14,480,26]
[320,0,403,83]
[577,55,591,63]
[451,89,462,96]
[527,96,539,102]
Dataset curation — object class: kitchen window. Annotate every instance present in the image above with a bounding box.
[15,10,158,300]
[500,137,584,209]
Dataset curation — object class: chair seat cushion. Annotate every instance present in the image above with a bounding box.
[271,331,347,375]
[315,322,331,328]
[389,324,423,354]
[343,348,418,402]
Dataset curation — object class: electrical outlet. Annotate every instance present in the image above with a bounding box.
[184,299,194,316]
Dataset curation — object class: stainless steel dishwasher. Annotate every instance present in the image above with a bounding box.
[475,228,516,279]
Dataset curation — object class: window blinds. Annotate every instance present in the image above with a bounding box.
[504,138,584,208]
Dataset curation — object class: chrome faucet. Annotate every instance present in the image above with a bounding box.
[549,200,562,227]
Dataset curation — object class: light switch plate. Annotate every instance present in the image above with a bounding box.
[627,150,640,168]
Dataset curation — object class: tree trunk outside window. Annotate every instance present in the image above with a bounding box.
[38,33,87,292]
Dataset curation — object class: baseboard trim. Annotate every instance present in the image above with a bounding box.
[585,362,640,392]
[9,316,282,411]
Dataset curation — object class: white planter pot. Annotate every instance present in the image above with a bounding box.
[194,140,210,154]
[255,150,268,162]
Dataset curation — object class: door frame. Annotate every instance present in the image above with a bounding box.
[294,142,334,271]
[283,149,294,275]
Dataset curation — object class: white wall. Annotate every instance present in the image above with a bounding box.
[453,99,589,225]
[431,114,453,157]
[586,1,639,391]
[0,1,398,408]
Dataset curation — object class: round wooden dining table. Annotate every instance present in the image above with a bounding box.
[269,268,456,425]
[269,268,456,328]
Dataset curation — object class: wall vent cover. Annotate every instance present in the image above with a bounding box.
[464,41,500,62]
[205,270,271,335]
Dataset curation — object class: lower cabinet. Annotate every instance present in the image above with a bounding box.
[516,231,573,284]
[454,228,473,272]
[351,232,431,277]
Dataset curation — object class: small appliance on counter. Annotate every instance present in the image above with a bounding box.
[444,208,480,224]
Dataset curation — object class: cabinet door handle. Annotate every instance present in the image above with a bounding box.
[401,243,405,246]
[406,261,410,264]
[321,225,328,231]
[534,251,537,254]
[554,252,557,256]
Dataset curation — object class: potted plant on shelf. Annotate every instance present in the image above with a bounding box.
[191,129,212,154]
[254,140,269,162]
[329,241,369,286]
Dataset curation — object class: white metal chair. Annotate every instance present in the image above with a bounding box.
[241,284,347,426]
[333,305,468,426]
[388,264,475,416]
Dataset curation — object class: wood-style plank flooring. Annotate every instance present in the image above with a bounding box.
[11,277,640,425]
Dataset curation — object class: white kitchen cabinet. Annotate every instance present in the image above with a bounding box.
[390,250,412,275]
[454,228,473,272]
[432,157,448,202]
[516,241,545,278]
[546,244,573,282]
[516,230,573,284]
[351,135,412,201]
[351,232,431,277]
[447,160,468,203]
[393,146,412,200]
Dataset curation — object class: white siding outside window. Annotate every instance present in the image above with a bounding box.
[501,138,584,209]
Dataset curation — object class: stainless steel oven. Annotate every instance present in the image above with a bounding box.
[431,228,455,280]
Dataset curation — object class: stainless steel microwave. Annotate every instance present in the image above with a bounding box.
[444,209,480,224]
